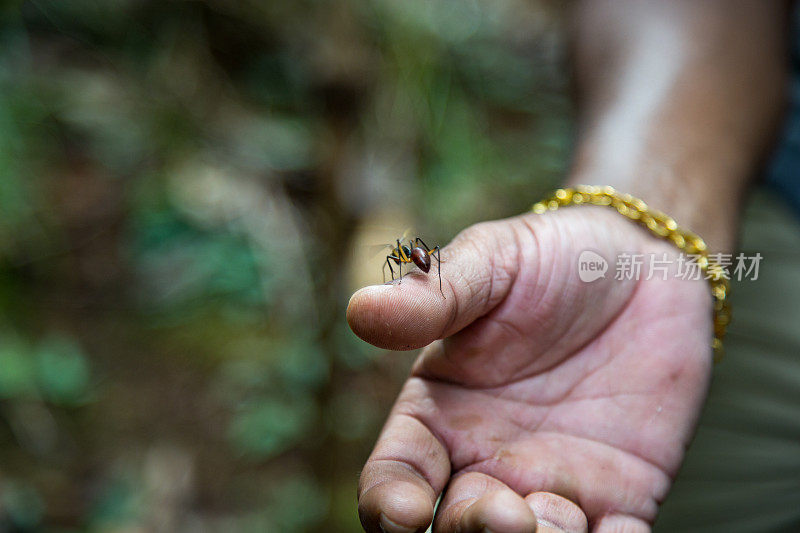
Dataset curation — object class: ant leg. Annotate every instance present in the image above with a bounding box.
[414,238,445,298]
[415,237,445,262]
[414,239,445,298]
[433,245,444,298]
[415,240,442,268]
[432,245,441,265]
[414,237,430,251]
[396,239,404,281]
[385,256,400,283]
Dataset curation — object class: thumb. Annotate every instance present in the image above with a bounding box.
[346,218,529,351]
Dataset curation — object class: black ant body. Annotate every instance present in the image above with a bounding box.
[383,237,444,298]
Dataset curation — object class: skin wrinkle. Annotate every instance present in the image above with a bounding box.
[465,431,668,521]
[537,349,618,413]
[462,226,498,306]
[361,457,439,498]
[441,272,461,337]
[482,226,520,318]
[484,377,658,410]
[390,399,454,466]
[453,222,535,377]
[412,335,598,395]
[435,211,649,391]
[516,210,631,362]
[534,432,669,503]
[408,357,675,494]
[437,230,497,340]
[402,382,519,469]
[531,289,700,473]
[435,477,539,533]
[460,450,571,506]
[443,498,479,532]
[439,480,537,533]
[460,233,492,300]
[539,212,631,353]
[504,215,564,357]
[531,213,646,372]
[526,492,589,532]
[359,468,436,501]
[483,238,497,324]
[593,512,651,531]
[412,257,639,393]
[532,399,671,475]
[487,316,529,347]
[529,213,564,328]
[444,470,491,499]
[411,359,485,390]
[362,412,451,504]
[467,226,516,314]
[406,377,661,476]
[473,336,619,405]
[508,219,538,331]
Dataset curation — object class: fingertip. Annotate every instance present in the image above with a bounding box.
[346,284,395,345]
[346,284,391,328]
[524,492,588,533]
[346,283,443,350]
[359,480,434,533]
[461,490,537,533]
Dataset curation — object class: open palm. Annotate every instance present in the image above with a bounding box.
[348,208,713,532]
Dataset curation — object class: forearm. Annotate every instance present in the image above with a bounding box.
[567,0,789,251]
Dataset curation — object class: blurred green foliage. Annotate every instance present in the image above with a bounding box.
[0,0,570,531]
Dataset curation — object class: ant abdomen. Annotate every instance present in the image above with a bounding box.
[410,247,431,273]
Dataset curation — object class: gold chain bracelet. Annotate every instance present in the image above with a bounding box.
[532,185,730,362]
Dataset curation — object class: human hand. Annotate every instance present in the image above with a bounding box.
[348,207,713,532]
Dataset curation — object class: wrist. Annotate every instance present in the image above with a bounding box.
[564,171,743,253]
[533,185,731,360]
